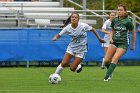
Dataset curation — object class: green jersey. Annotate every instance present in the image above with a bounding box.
[111,16,134,44]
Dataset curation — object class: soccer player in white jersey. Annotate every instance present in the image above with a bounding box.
[101,12,116,69]
[52,12,105,76]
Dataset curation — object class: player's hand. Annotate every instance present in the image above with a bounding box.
[52,35,60,41]
[130,46,135,51]
[110,39,114,44]
[99,38,106,43]
[52,36,58,41]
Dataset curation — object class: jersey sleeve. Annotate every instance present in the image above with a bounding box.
[84,23,92,31]
[102,20,107,29]
[59,26,68,36]
[127,21,134,31]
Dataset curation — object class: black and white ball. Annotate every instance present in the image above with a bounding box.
[49,73,61,84]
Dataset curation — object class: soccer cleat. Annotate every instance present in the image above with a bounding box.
[101,66,105,69]
[108,76,111,80]
[76,64,83,73]
[104,76,110,81]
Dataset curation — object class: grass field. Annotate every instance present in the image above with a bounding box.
[0,66,139,93]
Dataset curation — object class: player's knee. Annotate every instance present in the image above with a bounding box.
[70,65,76,72]
[104,58,111,64]
[112,57,119,63]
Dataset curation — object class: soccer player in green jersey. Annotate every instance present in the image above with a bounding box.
[104,4,136,81]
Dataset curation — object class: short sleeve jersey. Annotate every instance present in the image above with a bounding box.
[59,22,92,53]
[111,16,134,44]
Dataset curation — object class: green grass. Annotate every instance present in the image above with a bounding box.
[0,66,139,93]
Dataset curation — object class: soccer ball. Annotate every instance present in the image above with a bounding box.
[48,73,61,84]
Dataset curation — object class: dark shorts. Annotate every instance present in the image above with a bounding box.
[112,42,129,50]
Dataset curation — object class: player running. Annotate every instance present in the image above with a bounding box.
[52,12,105,76]
[104,4,136,81]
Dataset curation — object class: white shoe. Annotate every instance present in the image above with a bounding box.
[101,66,105,69]
[104,78,109,81]
[108,76,111,80]
[104,76,111,81]
[76,64,83,73]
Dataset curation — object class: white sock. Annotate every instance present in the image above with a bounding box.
[55,64,63,74]
[76,64,81,71]
[101,58,104,67]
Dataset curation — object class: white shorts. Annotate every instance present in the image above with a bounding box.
[102,40,110,47]
[66,50,86,59]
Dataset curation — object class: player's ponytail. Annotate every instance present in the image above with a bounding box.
[60,11,79,28]
[60,16,71,28]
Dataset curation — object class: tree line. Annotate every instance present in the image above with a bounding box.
[64,0,140,17]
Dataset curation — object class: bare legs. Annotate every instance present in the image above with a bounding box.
[55,52,83,74]
[104,44,126,81]
[101,47,108,69]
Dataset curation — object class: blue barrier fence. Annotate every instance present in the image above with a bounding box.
[0,28,139,62]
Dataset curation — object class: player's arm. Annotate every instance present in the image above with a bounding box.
[101,21,110,34]
[91,28,106,43]
[110,19,115,44]
[102,28,110,34]
[130,30,136,50]
[127,21,136,50]
[53,28,67,41]
[110,28,114,44]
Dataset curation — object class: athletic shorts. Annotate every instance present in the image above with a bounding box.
[102,39,110,47]
[66,50,86,59]
[112,42,129,50]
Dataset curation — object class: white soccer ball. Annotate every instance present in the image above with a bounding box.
[48,73,61,84]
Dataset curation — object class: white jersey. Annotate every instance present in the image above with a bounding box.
[102,19,111,41]
[59,22,92,53]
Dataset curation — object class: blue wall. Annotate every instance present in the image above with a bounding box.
[0,28,139,62]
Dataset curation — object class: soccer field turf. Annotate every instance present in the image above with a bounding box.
[0,66,139,93]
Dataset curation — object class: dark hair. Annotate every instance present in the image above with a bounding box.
[117,4,128,16]
[71,11,79,19]
[117,4,127,11]
[60,12,79,28]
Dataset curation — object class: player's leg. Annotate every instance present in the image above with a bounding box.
[101,47,108,69]
[103,44,116,81]
[70,57,82,72]
[75,52,86,73]
[104,48,126,81]
[70,52,85,73]
[106,48,126,76]
[101,40,110,69]
[55,52,73,74]
[104,44,116,69]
